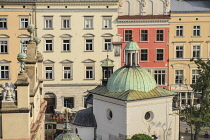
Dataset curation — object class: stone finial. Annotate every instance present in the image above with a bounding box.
[27,13,35,41]
[2,82,16,102]
[17,40,27,72]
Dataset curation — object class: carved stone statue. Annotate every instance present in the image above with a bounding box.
[2,82,16,102]
[141,0,146,14]
[164,0,170,14]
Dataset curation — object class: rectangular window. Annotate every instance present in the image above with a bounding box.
[104,39,112,51]
[64,97,74,108]
[45,40,53,51]
[44,17,53,29]
[156,30,164,41]
[103,69,113,79]
[125,30,132,41]
[154,70,166,85]
[84,17,93,29]
[176,46,183,58]
[85,66,94,79]
[140,29,148,41]
[175,70,184,84]
[21,40,28,54]
[156,49,164,61]
[0,18,7,29]
[0,66,9,80]
[193,45,200,58]
[85,39,93,51]
[0,41,8,53]
[193,26,200,36]
[176,26,183,37]
[103,17,112,29]
[192,70,200,84]
[63,66,71,79]
[140,49,148,61]
[62,17,70,29]
[45,66,53,80]
[20,18,28,29]
[63,40,70,51]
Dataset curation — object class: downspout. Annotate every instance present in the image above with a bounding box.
[0,113,2,138]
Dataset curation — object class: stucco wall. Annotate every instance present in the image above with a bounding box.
[72,125,95,140]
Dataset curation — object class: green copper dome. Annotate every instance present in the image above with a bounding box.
[55,132,80,140]
[107,66,157,92]
[101,58,114,67]
[124,41,140,51]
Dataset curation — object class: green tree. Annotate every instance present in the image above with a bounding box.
[127,134,153,140]
[181,58,210,140]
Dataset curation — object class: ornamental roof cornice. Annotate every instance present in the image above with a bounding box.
[35,2,118,6]
[117,19,169,24]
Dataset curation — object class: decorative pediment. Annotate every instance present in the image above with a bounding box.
[42,34,55,38]
[0,59,11,63]
[17,34,30,38]
[0,34,10,38]
[82,59,96,63]
[60,59,73,64]
[43,59,55,64]
[60,34,72,38]
[101,33,114,37]
[188,63,198,68]
[171,63,187,69]
[83,33,95,37]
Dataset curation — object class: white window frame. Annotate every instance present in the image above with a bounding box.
[103,17,112,29]
[140,29,148,42]
[192,45,200,58]
[140,49,148,62]
[44,17,53,29]
[45,66,53,80]
[0,65,9,80]
[0,18,7,29]
[193,25,200,36]
[0,40,8,54]
[85,39,93,51]
[45,39,53,52]
[154,70,166,86]
[63,66,72,80]
[20,17,28,29]
[103,68,113,79]
[156,29,164,42]
[104,38,112,51]
[192,69,200,84]
[85,66,94,79]
[62,16,70,29]
[84,17,93,29]
[175,70,184,84]
[176,26,183,37]
[175,46,184,59]
[156,49,164,61]
[62,39,70,51]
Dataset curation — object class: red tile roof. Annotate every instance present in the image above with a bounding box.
[118,15,170,20]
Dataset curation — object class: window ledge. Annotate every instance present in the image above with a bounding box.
[0,53,9,54]
[83,28,94,30]
[43,51,54,53]
[155,60,164,62]
[44,79,54,81]
[0,79,10,80]
[0,28,8,30]
[139,41,149,43]
[84,78,95,80]
[84,51,94,52]
[155,41,164,43]
[191,36,201,38]
[61,28,71,30]
[102,28,112,30]
[19,28,27,30]
[102,50,112,52]
[140,61,149,62]
[61,79,73,81]
[43,28,54,30]
[61,51,71,53]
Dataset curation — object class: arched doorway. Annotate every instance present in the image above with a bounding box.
[44,92,56,114]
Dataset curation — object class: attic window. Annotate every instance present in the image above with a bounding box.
[47,6,50,8]
[23,5,25,8]
[88,6,90,8]
[106,109,113,120]
[196,18,198,20]
[65,6,67,8]
[179,18,181,21]
[1,5,4,8]
[106,6,109,8]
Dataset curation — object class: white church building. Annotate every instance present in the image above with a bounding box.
[72,40,179,140]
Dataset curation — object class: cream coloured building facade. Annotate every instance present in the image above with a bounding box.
[34,0,121,112]
[169,0,210,105]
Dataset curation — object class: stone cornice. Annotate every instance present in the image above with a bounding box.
[117,19,169,24]
[35,2,118,6]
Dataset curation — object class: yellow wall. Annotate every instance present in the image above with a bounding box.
[169,13,210,93]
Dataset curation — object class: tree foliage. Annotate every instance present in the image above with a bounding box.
[127,134,153,140]
[181,58,210,140]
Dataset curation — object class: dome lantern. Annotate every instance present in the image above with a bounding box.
[124,39,140,67]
